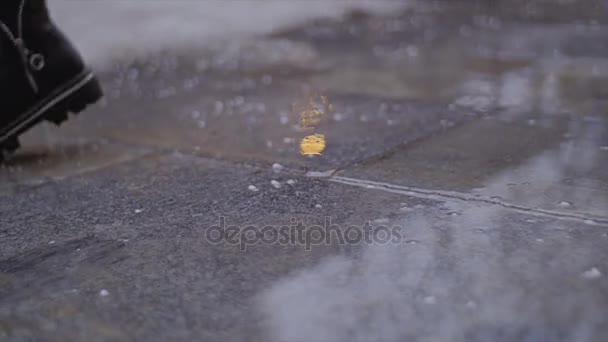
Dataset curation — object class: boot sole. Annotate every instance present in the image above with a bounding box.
[0,70,103,159]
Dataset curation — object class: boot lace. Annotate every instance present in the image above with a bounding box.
[0,0,45,94]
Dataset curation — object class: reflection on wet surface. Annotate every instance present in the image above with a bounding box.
[1,1,608,341]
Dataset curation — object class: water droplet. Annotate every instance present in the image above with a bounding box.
[423,296,436,304]
[156,86,176,99]
[261,75,272,85]
[406,45,418,57]
[214,101,224,114]
[581,267,602,280]
[235,96,245,106]
[127,68,139,81]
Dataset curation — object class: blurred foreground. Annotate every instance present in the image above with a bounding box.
[1,1,608,341]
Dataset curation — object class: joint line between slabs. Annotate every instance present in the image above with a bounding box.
[329,175,608,227]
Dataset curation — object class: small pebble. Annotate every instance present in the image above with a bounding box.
[49,240,55,245]
[581,267,602,280]
[248,185,259,192]
[557,201,572,208]
[272,163,284,173]
[584,219,596,225]
[271,180,281,189]
[134,209,144,214]
[99,289,110,297]
[314,204,323,209]
[286,179,296,186]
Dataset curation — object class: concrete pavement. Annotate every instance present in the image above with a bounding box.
[1,1,608,341]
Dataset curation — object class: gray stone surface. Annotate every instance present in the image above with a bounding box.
[2,1,608,341]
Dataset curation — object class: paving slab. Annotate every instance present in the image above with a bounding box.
[12,2,608,176]
[0,152,424,341]
[0,133,150,193]
[1,1,608,341]
[340,110,608,219]
[1,152,607,341]
[260,199,608,342]
[336,3,608,218]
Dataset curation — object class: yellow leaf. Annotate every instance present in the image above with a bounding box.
[300,134,326,155]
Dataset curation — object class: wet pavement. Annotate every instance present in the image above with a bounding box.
[2,1,608,341]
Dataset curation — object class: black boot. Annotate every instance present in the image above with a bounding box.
[0,0,103,157]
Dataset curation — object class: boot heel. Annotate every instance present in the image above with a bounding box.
[46,75,103,125]
[0,136,21,159]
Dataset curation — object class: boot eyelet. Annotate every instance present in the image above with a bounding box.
[29,53,45,71]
